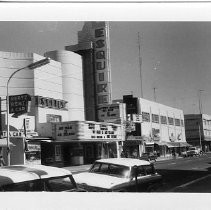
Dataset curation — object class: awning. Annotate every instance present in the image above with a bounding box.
[178,142,192,147]
[124,140,142,146]
[155,142,169,146]
[166,142,180,148]
[0,139,15,147]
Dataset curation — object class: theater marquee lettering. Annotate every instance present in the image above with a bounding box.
[94,27,110,105]
[35,96,67,110]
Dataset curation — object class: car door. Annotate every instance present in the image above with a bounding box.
[131,165,160,192]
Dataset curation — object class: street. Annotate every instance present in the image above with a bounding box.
[155,153,211,192]
[68,153,211,192]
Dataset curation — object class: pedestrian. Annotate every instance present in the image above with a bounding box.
[0,155,5,166]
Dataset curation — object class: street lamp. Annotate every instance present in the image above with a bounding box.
[6,57,50,166]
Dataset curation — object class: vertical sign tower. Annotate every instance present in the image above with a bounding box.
[66,22,112,121]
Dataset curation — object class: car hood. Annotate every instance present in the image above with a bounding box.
[73,172,129,190]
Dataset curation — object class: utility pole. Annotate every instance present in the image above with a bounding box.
[138,32,143,98]
[198,89,204,114]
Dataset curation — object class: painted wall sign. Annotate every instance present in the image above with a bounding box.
[9,94,31,116]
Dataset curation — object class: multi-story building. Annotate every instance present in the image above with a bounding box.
[185,114,211,151]
[122,95,188,158]
[0,50,84,164]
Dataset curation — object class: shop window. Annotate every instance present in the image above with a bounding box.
[142,112,150,122]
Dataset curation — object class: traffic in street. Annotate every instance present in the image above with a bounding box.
[67,153,211,192]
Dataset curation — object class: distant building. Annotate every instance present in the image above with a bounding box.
[122,95,188,158]
[185,114,211,151]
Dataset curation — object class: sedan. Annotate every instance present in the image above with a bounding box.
[73,158,163,192]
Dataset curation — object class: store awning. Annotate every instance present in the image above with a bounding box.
[166,142,180,148]
[0,139,15,147]
[155,142,169,146]
[178,142,192,147]
[124,140,142,146]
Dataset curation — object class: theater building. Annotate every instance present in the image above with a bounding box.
[40,121,123,167]
[66,21,112,121]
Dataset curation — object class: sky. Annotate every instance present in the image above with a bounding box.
[0,21,211,115]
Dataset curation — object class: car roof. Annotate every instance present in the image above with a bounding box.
[0,165,72,186]
[95,158,151,167]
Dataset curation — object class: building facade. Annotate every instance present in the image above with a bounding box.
[0,51,84,164]
[40,121,123,167]
[185,114,211,151]
[122,95,188,158]
[66,21,112,121]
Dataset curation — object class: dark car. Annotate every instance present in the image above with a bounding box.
[140,152,157,162]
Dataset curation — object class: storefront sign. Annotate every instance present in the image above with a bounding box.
[35,96,67,110]
[2,131,25,138]
[97,105,120,122]
[9,94,31,115]
[94,24,111,105]
[132,114,142,123]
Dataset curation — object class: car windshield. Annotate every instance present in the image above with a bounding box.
[90,163,130,178]
[45,175,77,192]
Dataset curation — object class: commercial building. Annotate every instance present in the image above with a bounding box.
[0,50,84,164]
[122,95,188,158]
[185,114,211,151]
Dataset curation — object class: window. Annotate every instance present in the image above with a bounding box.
[181,120,184,126]
[142,112,150,122]
[160,116,167,124]
[46,176,77,192]
[142,165,155,175]
[175,119,180,126]
[168,117,174,125]
[152,114,159,123]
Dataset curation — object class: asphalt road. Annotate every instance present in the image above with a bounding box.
[154,153,211,192]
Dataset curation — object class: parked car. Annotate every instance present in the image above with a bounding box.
[73,158,163,192]
[140,152,157,162]
[186,147,201,157]
[0,164,84,192]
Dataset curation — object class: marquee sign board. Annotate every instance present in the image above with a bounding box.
[9,94,31,116]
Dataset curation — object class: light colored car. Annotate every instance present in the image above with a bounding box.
[73,158,163,192]
[0,164,83,192]
[186,147,200,157]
